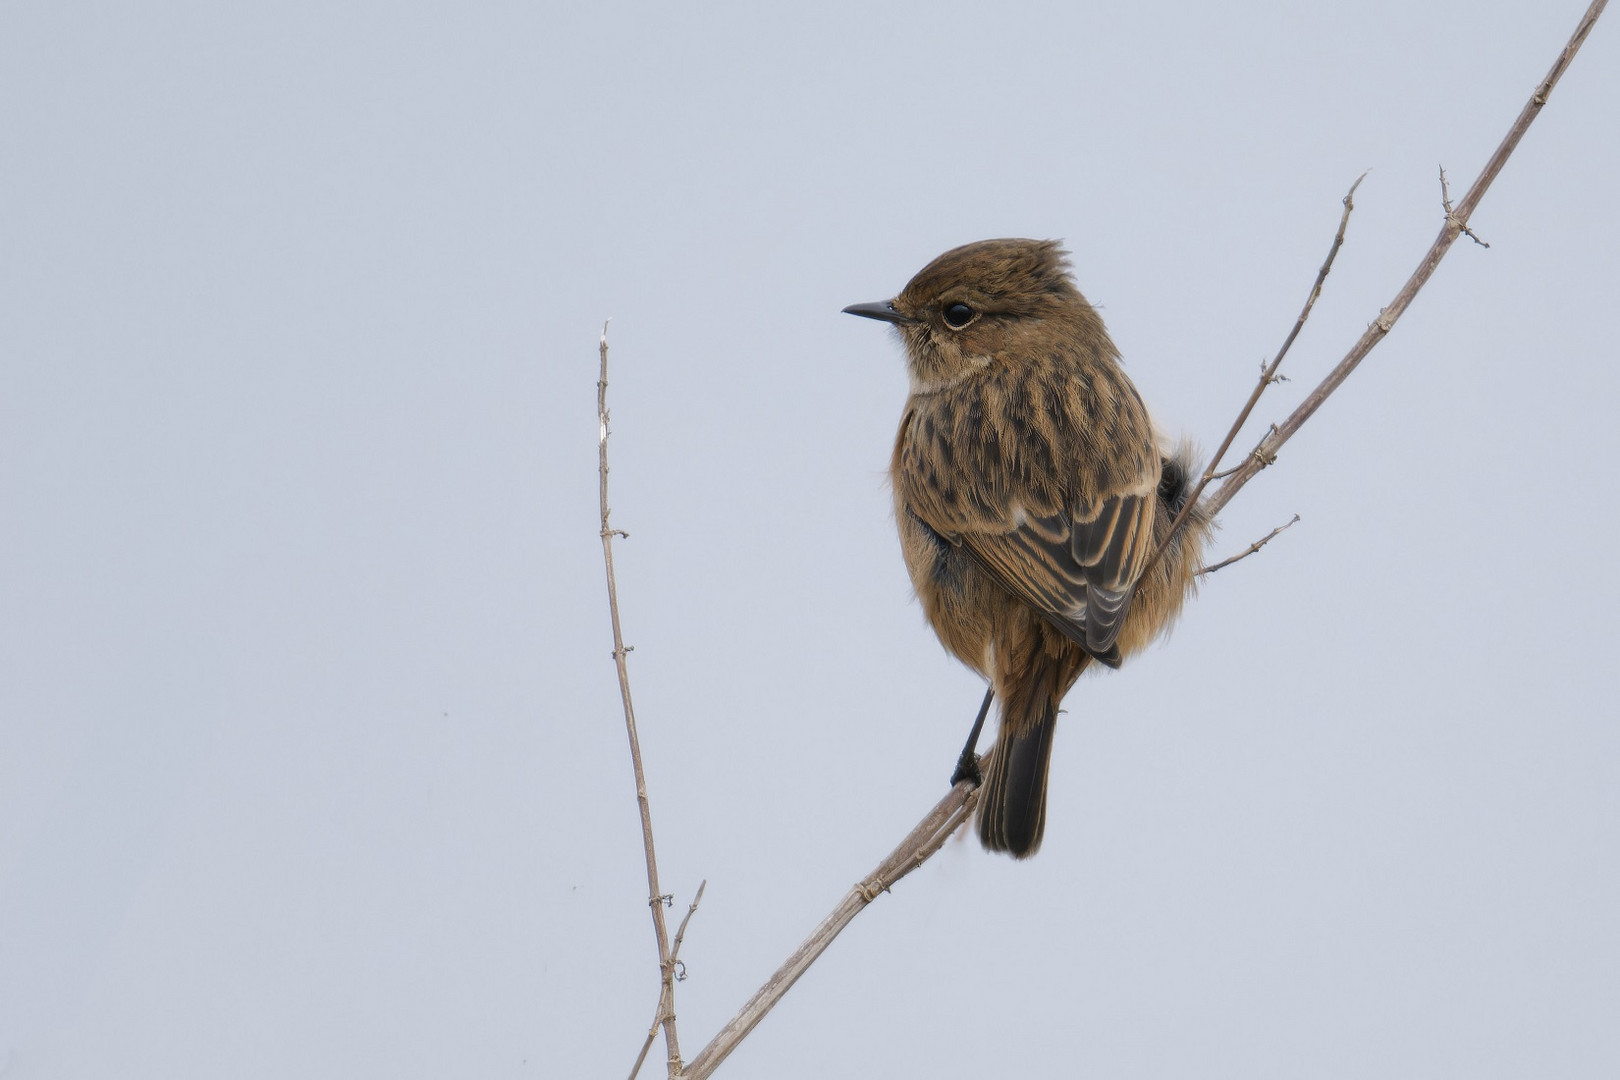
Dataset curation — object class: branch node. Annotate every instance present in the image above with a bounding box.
[1258,357,1291,385]
[1249,426,1280,469]
[854,875,891,902]
[1439,165,1492,248]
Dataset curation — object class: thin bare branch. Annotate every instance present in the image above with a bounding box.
[671,880,708,971]
[600,322,683,1080]
[681,778,981,1080]
[1142,173,1364,579]
[628,1013,660,1080]
[1198,514,1301,577]
[1201,0,1608,521]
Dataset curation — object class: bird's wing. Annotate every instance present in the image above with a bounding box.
[958,483,1157,665]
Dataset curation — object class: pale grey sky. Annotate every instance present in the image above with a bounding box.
[3,2,1618,1077]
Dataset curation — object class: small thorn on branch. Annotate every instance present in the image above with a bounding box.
[1440,165,1491,248]
[1198,514,1301,577]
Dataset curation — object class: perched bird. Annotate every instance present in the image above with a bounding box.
[844,238,1213,858]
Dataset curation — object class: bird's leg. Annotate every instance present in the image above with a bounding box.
[950,686,995,787]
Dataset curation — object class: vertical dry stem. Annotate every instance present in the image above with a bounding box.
[598,323,682,1078]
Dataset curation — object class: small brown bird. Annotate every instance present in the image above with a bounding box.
[845,238,1213,858]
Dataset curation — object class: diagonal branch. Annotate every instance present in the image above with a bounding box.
[1198,514,1301,577]
[1199,0,1608,521]
[680,778,981,1080]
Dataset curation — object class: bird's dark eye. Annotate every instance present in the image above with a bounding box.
[942,302,976,329]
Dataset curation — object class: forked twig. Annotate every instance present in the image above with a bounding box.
[629,881,708,1080]
[1200,0,1608,522]
[1143,172,1363,580]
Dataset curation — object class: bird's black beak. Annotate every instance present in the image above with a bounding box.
[842,300,910,325]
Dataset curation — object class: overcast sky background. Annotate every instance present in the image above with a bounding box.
[3,2,1618,1077]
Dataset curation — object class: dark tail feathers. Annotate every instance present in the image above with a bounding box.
[977,698,1059,858]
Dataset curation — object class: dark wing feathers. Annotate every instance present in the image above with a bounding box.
[1071,492,1154,591]
[959,515,1087,617]
[958,487,1154,666]
[1067,490,1154,655]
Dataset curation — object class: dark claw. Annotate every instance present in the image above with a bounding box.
[951,748,983,788]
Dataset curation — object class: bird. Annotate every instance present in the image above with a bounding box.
[844,238,1213,858]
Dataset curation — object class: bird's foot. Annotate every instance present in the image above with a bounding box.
[951,748,983,788]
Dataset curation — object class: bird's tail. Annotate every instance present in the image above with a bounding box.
[978,661,1067,859]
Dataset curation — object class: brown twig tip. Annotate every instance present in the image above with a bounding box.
[1440,166,1492,248]
[1345,170,1369,205]
[1198,514,1301,577]
[670,880,707,971]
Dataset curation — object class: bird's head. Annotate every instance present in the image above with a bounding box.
[843,238,1106,394]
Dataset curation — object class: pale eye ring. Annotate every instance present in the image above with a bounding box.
[942,302,975,329]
